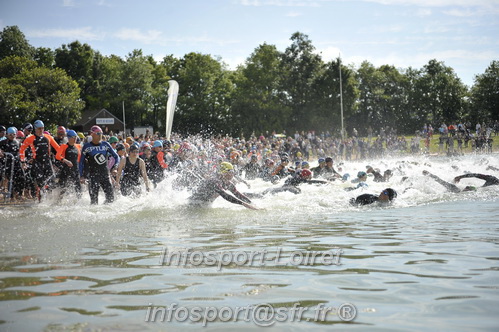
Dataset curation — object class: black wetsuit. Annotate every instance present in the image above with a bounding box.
[311,165,326,178]
[425,172,461,193]
[245,176,327,198]
[189,176,251,206]
[284,176,327,186]
[426,172,499,193]
[149,150,166,186]
[350,194,378,206]
[141,154,154,182]
[0,138,23,197]
[79,141,118,204]
[243,161,261,180]
[31,135,56,188]
[58,144,81,197]
[458,173,499,187]
[120,157,141,196]
[53,136,65,169]
[323,166,341,179]
[371,170,385,182]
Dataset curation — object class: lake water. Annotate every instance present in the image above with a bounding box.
[1,153,499,331]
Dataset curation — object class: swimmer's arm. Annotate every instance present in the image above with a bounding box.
[306,180,328,185]
[216,187,248,205]
[115,157,126,186]
[455,173,499,186]
[229,184,252,203]
[454,173,488,182]
[424,171,460,193]
[139,158,150,191]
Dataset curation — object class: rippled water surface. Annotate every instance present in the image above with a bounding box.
[1,154,499,331]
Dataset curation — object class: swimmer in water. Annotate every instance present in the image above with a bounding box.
[350,188,398,206]
[422,170,483,193]
[189,162,259,210]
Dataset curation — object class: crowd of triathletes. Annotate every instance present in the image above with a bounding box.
[0,120,498,208]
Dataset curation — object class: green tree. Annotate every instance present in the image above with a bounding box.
[148,56,172,133]
[172,52,234,135]
[231,43,290,136]
[354,61,391,133]
[34,47,55,68]
[311,58,358,136]
[280,32,325,131]
[119,50,154,130]
[414,59,468,126]
[470,60,499,122]
[0,56,84,126]
[55,41,95,101]
[0,25,35,60]
[86,53,124,112]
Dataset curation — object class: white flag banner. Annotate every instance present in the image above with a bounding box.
[166,80,179,140]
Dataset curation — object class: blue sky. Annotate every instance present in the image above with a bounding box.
[1,0,498,87]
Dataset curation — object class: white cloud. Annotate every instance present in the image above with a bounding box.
[238,0,320,7]
[358,24,404,34]
[115,28,240,48]
[286,11,303,17]
[347,49,496,72]
[239,0,499,8]
[415,8,432,16]
[443,8,490,17]
[115,28,164,44]
[27,27,102,40]
[362,0,498,7]
[97,0,113,7]
[222,55,248,70]
[316,46,342,62]
[62,0,76,7]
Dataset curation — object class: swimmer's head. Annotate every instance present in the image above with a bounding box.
[463,186,477,192]
[379,188,398,202]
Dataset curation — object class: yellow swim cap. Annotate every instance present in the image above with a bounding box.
[219,162,234,174]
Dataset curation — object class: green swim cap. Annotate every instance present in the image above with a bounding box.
[463,186,477,192]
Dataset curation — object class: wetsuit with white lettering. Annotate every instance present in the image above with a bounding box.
[79,141,119,204]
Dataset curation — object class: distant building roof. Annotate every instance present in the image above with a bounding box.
[74,109,124,127]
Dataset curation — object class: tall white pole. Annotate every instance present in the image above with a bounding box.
[339,55,345,140]
[122,101,126,137]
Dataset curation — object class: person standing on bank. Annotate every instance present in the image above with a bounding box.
[79,125,119,204]
[114,144,150,196]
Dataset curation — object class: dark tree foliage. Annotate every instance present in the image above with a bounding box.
[1,25,497,137]
[0,26,35,60]
[470,60,499,123]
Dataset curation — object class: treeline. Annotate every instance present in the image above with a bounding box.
[0,25,498,137]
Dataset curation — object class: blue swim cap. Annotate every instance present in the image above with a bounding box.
[34,120,44,129]
[66,130,77,138]
[318,158,325,163]
[7,127,17,135]
[153,140,163,148]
